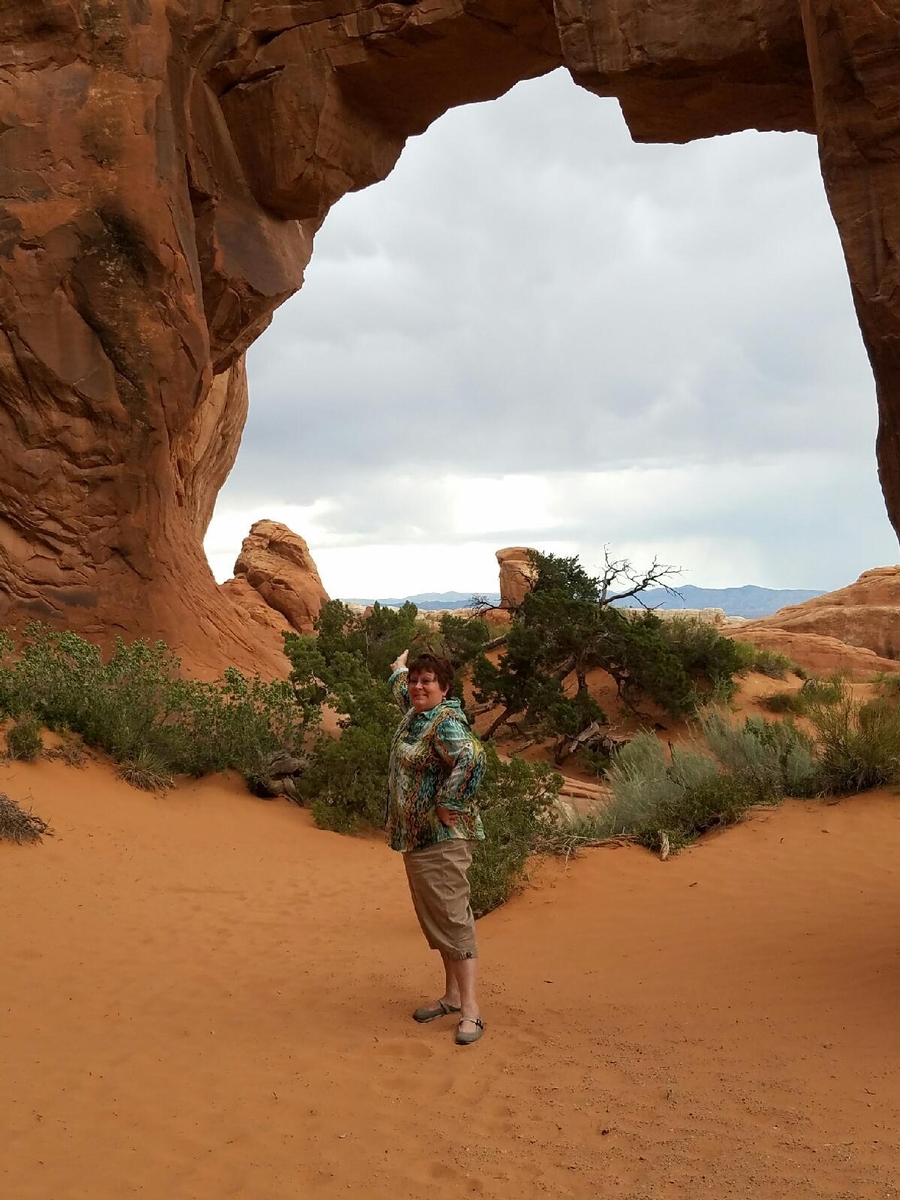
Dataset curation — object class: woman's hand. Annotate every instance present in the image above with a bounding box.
[390,648,409,673]
[436,805,461,827]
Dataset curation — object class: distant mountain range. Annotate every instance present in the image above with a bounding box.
[343,591,502,612]
[342,585,824,619]
[612,585,824,619]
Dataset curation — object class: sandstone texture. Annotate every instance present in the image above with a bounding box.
[224,521,329,635]
[740,567,900,661]
[0,2,898,669]
[219,575,294,638]
[728,627,900,682]
[497,547,538,609]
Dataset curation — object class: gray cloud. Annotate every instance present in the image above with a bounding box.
[210,68,898,594]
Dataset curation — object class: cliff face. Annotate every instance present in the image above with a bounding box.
[0,1,896,671]
[224,520,329,635]
[741,566,900,660]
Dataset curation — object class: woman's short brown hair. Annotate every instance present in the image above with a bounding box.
[407,653,454,694]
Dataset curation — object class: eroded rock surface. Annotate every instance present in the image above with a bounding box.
[497,546,538,609]
[224,520,329,634]
[728,627,900,682]
[0,1,897,669]
[741,567,900,660]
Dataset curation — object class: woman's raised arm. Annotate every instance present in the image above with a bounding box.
[388,648,411,711]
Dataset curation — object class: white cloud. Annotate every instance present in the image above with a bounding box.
[208,69,898,598]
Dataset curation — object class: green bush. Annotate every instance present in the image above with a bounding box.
[312,599,431,679]
[0,624,315,788]
[728,638,762,674]
[468,748,562,917]
[760,690,798,714]
[633,774,755,853]
[303,723,393,833]
[873,671,900,697]
[285,640,399,832]
[760,675,844,716]
[603,730,761,852]
[599,708,821,854]
[0,792,50,844]
[748,648,801,680]
[801,676,845,706]
[118,746,174,791]
[601,734,723,843]
[662,616,752,705]
[701,711,819,800]
[603,609,698,717]
[6,713,43,761]
[811,693,900,793]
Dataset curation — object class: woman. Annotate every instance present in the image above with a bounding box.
[387,648,486,1046]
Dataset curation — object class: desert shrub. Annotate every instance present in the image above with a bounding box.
[811,692,900,793]
[632,774,756,853]
[728,638,761,674]
[602,735,722,840]
[118,746,174,791]
[601,710,821,854]
[0,793,51,844]
[286,641,399,833]
[472,555,751,737]
[873,672,900,697]
[6,713,43,761]
[662,616,752,705]
[0,625,314,788]
[602,733,754,852]
[46,739,87,767]
[313,599,432,679]
[179,669,314,787]
[760,675,843,717]
[748,648,798,680]
[576,742,616,778]
[800,676,845,707]
[468,747,562,917]
[760,691,801,714]
[602,609,698,717]
[701,711,819,800]
[303,723,393,833]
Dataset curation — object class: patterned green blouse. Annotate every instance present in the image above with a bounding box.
[385,668,486,853]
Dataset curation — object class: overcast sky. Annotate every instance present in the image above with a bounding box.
[205,67,899,599]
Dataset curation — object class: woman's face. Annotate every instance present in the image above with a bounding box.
[408,671,448,713]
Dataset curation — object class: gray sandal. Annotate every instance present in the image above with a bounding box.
[455,1017,485,1046]
[412,998,461,1023]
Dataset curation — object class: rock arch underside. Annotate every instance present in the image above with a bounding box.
[0,0,897,675]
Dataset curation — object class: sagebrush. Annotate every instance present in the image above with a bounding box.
[0,625,316,789]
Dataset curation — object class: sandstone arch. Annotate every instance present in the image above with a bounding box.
[0,1,895,672]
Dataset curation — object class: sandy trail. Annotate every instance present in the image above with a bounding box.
[3,758,900,1200]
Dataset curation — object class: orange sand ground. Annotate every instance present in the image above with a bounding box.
[4,758,900,1200]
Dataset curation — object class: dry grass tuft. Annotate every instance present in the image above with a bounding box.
[0,792,51,844]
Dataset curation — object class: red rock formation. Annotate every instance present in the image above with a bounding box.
[219,576,294,639]
[799,2,900,541]
[497,547,538,609]
[225,520,329,634]
[728,627,900,682]
[559,0,815,141]
[0,1,898,671]
[740,567,900,660]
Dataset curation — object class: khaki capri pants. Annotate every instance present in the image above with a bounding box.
[403,839,477,961]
